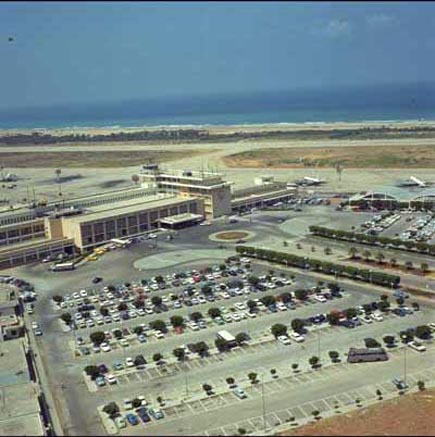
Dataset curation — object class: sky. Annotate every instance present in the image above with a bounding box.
[1,1,435,110]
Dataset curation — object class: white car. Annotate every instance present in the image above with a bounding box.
[86,319,95,328]
[234,302,247,311]
[189,322,199,331]
[289,332,305,342]
[105,374,117,385]
[408,341,426,352]
[123,399,133,410]
[428,322,435,332]
[245,311,256,318]
[199,221,211,226]
[154,330,165,339]
[31,321,39,330]
[277,335,291,345]
[145,308,154,315]
[360,315,373,324]
[231,313,242,322]
[125,357,135,367]
[371,312,384,322]
[119,339,129,347]
[240,257,250,263]
[80,289,87,297]
[313,295,327,303]
[100,342,111,352]
[276,302,287,311]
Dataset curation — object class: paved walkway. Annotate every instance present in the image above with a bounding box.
[133,249,235,271]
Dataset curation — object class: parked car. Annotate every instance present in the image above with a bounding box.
[114,416,126,429]
[277,335,291,345]
[392,378,408,390]
[136,407,151,423]
[408,340,426,352]
[289,332,305,342]
[232,387,247,399]
[125,413,139,426]
[148,407,164,420]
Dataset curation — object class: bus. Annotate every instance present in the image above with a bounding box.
[50,262,75,272]
[217,330,237,348]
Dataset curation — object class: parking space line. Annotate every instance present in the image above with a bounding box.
[312,399,330,412]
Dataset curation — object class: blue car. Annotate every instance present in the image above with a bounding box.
[95,376,106,387]
[113,361,124,371]
[125,413,139,426]
[138,334,147,343]
[136,407,151,423]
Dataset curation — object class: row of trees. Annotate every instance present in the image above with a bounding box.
[236,246,400,287]
[348,247,428,272]
[309,225,435,256]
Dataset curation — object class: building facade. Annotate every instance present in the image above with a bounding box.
[139,164,233,219]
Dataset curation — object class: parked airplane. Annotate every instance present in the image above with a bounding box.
[294,176,326,186]
[396,175,432,188]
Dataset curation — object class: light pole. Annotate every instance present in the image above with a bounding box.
[403,346,407,386]
[261,372,266,431]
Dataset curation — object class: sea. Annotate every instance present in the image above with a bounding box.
[1,82,435,130]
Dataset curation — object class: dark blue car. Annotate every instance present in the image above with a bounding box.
[136,407,151,423]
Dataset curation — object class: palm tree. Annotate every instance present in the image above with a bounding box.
[405,260,413,270]
[376,252,385,264]
[55,168,62,183]
[421,262,429,273]
[348,247,358,259]
[390,257,397,267]
[363,250,371,262]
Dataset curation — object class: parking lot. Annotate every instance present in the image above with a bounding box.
[7,207,435,436]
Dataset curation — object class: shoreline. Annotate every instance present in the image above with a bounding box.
[1,118,435,137]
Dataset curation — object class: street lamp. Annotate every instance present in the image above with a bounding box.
[261,372,267,431]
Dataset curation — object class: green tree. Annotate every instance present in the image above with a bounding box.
[60,312,72,325]
[192,341,209,357]
[52,295,64,303]
[132,398,142,409]
[202,383,213,394]
[149,319,167,333]
[117,302,128,311]
[279,292,292,303]
[226,377,236,386]
[215,337,229,352]
[271,323,288,338]
[376,389,383,399]
[348,247,358,259]
[364,338,381,348]
[383,335,396,346]
[208,307,222,319]
[151,295,162,306]
[190,312,203,322]
[291,363,299,372]
[103,401,119,418]
[247,275,260,286]
[415,325,431,339]
[308,356,320,368]
[294,289,309,301]
[405,260,413,270]
[170,315,185,328]
[153,352,163,363]
[344,308,357,319]
[421,262,429,273]
[363,250,372,261]
[412,302,420,311]
[247,300,257,311]
[376,252,385,264]
[100,307,109,317]
[84,365,100,380]
[260,295,276,307]
[390,257,397,267]
[270,368,278,378]
[90,331,105,345]
[235,332,249,345]
[291,318,305,333]
[328,351,339,362]
[324,246,332,255]
[327,311,341,326]
[173,348,186,361]
[418,380,425,391]
[248,372,258,384]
